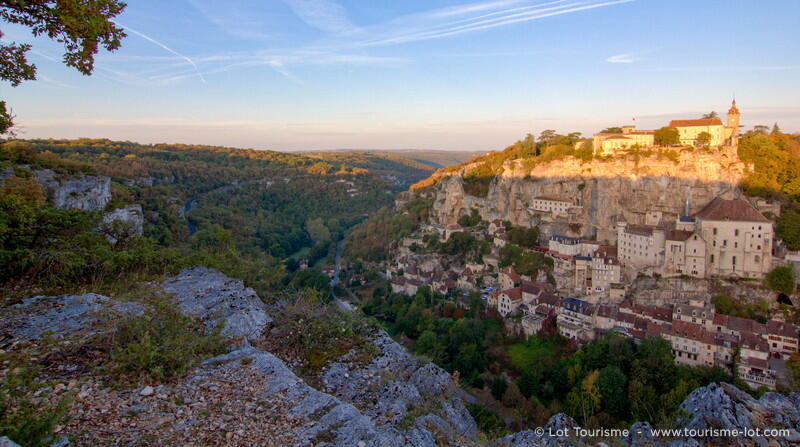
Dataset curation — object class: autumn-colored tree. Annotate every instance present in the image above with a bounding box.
[654,126,680,146]
[696,131,712,147]
[0,0,127,133]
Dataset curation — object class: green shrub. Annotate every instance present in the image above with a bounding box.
[0,365,71,447]
[106,302,226,382]
[467,403,506,439]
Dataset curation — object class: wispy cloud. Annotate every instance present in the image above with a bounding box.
[281,0,359,34]
[606,52,637,63]
[102,0,632,86]
[357,0,633,46]
[115,22,206,83]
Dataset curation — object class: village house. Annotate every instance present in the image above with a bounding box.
[497,287,523,317]
[557,297,594,341]
[549,234,581,256]
[499,266,522,290]
[445,224,464,240]
[531,196,574,217]
[616,221,666,269]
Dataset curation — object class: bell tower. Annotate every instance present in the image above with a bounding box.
[727,99,741,146]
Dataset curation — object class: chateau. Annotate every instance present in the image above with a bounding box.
[593,100,741,155]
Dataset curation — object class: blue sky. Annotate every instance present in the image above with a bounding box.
[2,0,799,151]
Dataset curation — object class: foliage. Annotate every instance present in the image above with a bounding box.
[738,132,800,198]
[457,208,482,227]
[466,403,506,439]
[345,196,433,262]
[0,364,71,447]
[507,226,540,247]
[765,266,796,295]
[654,127,680,146]
[106,301,226,382]
[0,0,126,133]
[696,131,712,147]
[712,295,769,323]
[600,127,623,134]
[777,209,800,251]
[499,245,552,277]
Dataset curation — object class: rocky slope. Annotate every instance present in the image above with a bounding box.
[423,150,749,241]
[2,267,798,447]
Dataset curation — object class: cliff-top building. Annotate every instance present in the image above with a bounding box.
[593,100,741,155]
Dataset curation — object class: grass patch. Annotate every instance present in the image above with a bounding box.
[507,338,557,372]
[103,301,226,383]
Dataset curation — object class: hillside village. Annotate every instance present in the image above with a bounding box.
[382,103,800,391]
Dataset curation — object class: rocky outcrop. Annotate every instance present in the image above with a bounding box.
[427,151,749,242]
[161,267,272,341]
[33,168,111,211]
[320,331,478,445]
[99,204,145,245]
[0,293,144,344]
[680,382,800,446]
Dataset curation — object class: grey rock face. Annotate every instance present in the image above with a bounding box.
[33,169,111,211]
[494,414,580,447]
[187,346,406,447]
[161,267,272,340]
[680,382,800,446]
[0,437,22,447]
[321,330,478,445]
[1,293,144,343]
[99,204,144,245]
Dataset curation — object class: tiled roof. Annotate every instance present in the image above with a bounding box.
[666,230,694,241]
[694,197,770,223]
[501,287,523,302]
[669,118,724,127]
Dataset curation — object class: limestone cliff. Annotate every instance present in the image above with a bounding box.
[425,149,749,242]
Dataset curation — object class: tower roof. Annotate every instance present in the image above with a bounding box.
[728,99,740,115]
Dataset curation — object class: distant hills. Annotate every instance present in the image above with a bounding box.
[303,149,482,187]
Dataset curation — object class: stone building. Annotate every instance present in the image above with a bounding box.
[694,197,773,279]
[616,221,665,269]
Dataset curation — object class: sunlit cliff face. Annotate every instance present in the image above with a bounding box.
[416,148,752,242]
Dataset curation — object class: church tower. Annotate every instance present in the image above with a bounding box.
[727,99,740,146]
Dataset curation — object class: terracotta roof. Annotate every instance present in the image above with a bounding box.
[669,118,723,127]
[501,287,523,302]
[522,281,552,296]
[666,230,694,241]
[501,266,521,282]
[767,320,799,338]
[535,195,573,203]
[624,224,655,236]
[537,292,560,307]
[447,224,463,230]
[694,197,770,223]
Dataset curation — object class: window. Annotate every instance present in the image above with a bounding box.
[713,228,717,235]
[735,229,739,236]
[732,256,737,265]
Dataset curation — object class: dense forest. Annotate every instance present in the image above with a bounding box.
[0,139,405,299]
[359,286,736,436]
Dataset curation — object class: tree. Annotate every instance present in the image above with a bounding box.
[696,131,712,147]
[600,127,623,134]
[702,111,718,119]
[654,127,680,146]
[777,209,800,251]
[305,217,330,243]
[598,366,627,419]
[501,382,525,407]
[753,125,770,135]
[771,122,782,135]
[0,0,127,134]
[490,376,507,401]
[765,266,796,295]
[538,129,556,145]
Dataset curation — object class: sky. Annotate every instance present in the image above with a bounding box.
[2,0,800,152]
